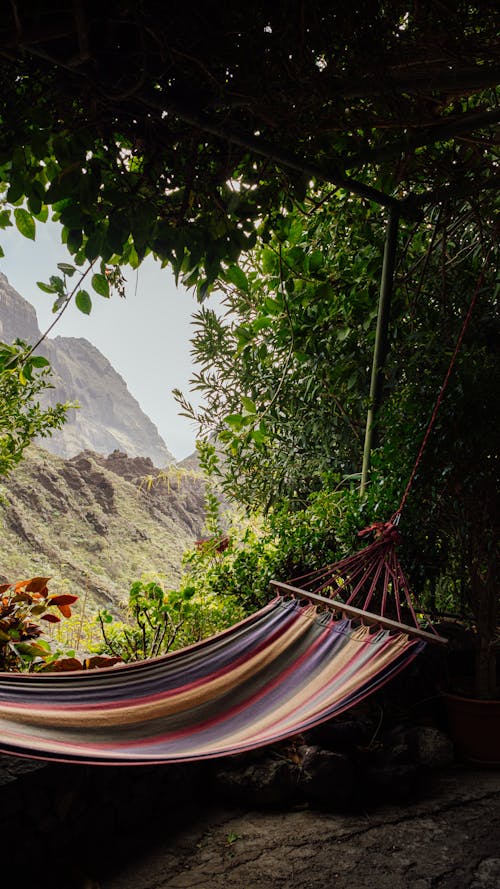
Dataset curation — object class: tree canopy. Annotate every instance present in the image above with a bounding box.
[0,2,498,293]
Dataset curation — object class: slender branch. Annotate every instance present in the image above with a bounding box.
[97,612,121,659]
[351,106,500,169]
[26,260,97,359]
[133,93,401,213]
[414,174,500,210]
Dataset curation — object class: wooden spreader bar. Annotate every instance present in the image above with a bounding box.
[270,580,448,646]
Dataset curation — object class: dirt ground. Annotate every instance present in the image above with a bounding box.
[98,767,500,889]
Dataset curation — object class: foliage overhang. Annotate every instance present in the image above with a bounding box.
[0,1,498,290]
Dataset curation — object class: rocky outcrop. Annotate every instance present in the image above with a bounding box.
[0,273,174,466]
[0,446,205,611]
[0,273,40,343]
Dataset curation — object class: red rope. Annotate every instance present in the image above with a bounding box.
[392,245,496,522]
[286,240,496,634]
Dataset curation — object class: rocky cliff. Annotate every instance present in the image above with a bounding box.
[0,273,174,466]
[0,446,205,611]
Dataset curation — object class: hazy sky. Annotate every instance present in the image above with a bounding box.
[0,221,216,460]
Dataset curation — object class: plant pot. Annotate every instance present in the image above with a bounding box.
[444,692,500,765]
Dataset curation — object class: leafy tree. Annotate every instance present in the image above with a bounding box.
[0,339,70,475]
[0,4,497,296]
[176,189,498,507]
[173,197,372,504]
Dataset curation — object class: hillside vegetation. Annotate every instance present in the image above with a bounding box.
[0,446,205,613]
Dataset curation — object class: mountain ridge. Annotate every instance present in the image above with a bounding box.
[0,445,205,611]
[0,273,174,466]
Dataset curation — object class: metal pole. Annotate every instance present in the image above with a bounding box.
[360,206,400,495]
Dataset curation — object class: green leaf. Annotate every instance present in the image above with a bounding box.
[263,297,282,315]
[14,207,36,240]
[52,295,68,312]
[241,396,256,414]
[252,317,272,332]
[309,250,324,272]
[34,205,49,223]
[251,429,267,445]
[261,248,276,274]
[14,641,45,658]
[21,362,33,381]
[30,356,50,368]
[67,228,83,253]
[27,193,42,216]
[91,273,110,298]
[75,289,92,314]
[84,231,103,261]
[57,262,76,276]
[7,177,25,204]
[225,414,244,430]
[37,281,57,294]
[0,209,12,228]
[226,265,249,291]
[49,275,65,294]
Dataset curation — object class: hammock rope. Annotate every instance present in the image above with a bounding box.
[271,247,495,647]
[392,249,492,521]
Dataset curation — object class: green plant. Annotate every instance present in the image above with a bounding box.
[0,5,496,303]
[0,576,78,671]
[0,576,122,671]
[96,579,246,663]
[0,340,70,476]
[177,482,357,613]
[225,832,242,846]
[196,439,225,540]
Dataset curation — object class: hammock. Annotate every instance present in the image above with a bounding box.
[0,584,427,765]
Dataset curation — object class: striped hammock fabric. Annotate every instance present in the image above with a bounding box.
[0,596,425,765]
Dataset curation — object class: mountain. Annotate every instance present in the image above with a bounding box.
[0,273,174,466]
[0,446,205,611]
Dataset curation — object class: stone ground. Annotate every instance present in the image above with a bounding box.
[97,768,500,889]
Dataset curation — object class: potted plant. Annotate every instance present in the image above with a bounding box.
[438,473,499,764]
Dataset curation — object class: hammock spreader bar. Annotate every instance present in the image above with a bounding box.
[281,520,446,645]
[0,596,424,766]
[269,581,447,646]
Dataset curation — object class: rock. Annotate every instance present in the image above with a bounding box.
[214,756,300,807]
[304,713,375,752]
[380,725,415,765]
[415,726,454,768]
[298,745,354,808]
[469,858,500,888]
[378,724,454,769]
[362,762,418,803]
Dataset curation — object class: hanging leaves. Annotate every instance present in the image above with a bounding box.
[75,289,92,314]
[13,207,36,240]
[91,273,110,298]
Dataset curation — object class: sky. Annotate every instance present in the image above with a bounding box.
[0,220,217,460]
